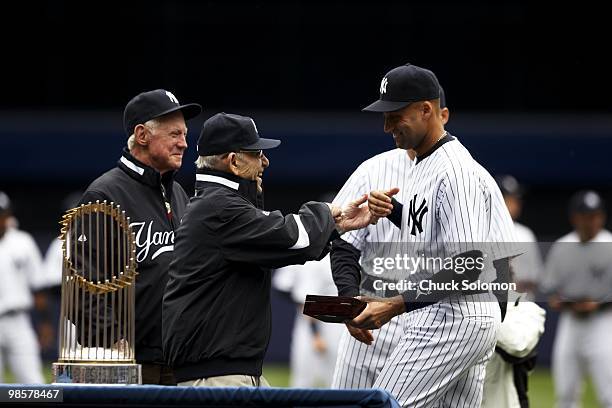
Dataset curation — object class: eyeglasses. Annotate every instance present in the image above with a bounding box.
[238,150,264,158]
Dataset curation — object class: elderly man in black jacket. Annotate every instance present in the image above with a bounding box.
[78,89,201,384]
[163,112,375,387]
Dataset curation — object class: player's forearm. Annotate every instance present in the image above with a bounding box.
[388,197,403,228]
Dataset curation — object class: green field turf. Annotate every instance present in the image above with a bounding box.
[2,364,601,407]
[262,364,602,408]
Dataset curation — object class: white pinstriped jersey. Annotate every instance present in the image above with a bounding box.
[333,148,413,251]
[0,228,44,315]
[393,135,519,283]
[330,142,519,393]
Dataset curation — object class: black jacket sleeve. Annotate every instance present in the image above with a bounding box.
[221,200,337,268]
[330,238,362,297]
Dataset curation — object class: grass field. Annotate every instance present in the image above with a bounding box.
[3,363,601,407]
[262,364,602,408]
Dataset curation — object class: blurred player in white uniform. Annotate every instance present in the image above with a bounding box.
[273,254,343,387]
[495,175,543,300]
[35,191,82,359]
[542,190,612,408]
[0,191,45,383]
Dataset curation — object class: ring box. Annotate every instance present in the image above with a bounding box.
[302,295,367,323]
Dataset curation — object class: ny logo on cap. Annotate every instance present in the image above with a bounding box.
[380,77,388,94]
[165,91,179,104]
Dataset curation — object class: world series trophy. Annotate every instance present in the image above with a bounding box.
[52,201,141,384]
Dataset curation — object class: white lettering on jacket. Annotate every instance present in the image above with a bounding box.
[130,221,175,262]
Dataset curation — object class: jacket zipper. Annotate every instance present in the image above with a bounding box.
[160,184,175,230]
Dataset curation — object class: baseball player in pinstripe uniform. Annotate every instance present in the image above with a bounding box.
[349,63,520,407]
[330,89,449,389]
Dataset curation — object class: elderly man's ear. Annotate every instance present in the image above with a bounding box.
[133,124,150,147]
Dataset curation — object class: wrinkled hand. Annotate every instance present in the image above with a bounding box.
[368,188,400,218]
[335,194,375,233]
[348,295,405,330]
[328,203,343,220]
[345,323,374,345]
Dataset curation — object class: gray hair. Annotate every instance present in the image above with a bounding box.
[195,154,228,169]
[127,118,161,151]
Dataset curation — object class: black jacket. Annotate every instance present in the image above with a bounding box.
[78,149,188,363]
[163,169,337,382]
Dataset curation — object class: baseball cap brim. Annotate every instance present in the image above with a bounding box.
[362,99,412,112]
[152,103,203,121]
[242,137,281,151]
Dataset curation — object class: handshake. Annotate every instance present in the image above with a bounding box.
[327,187,400,234]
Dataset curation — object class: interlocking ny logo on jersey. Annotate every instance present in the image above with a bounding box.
[380,77,388,94]
[408,194,428,236]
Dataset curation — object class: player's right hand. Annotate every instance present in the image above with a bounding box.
[345,323,374,345]
[368,188,400,218]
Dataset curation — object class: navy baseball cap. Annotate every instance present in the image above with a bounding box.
[197,113,281,155]
[123,89,202,136]
[495,175,523,197]
[569,190,605,214]
[0,191,11,214]
[363,63,441,112]
[439,86,447,109]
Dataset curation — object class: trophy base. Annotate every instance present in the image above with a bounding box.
[52,362,142,384]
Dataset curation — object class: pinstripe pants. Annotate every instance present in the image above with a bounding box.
[331,315,404,389]
[374,294,501,408]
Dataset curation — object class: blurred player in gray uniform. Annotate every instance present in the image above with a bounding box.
[0,191,45,383]
[542,190,612,408]
[495,175,543,299]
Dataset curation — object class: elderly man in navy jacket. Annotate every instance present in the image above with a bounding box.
[163,112,375,387]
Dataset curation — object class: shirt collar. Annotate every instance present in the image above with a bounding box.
[195,168,263,208]
[117,148,175,189]
[415,132,455,165]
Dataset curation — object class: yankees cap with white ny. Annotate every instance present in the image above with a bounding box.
[363,63,441,112]
[123,89,202,136]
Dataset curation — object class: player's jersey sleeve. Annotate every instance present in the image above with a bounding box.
[487,185,523,261]
[332,162,370,251]
[436,171,491,255]
[540,241,564,295]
